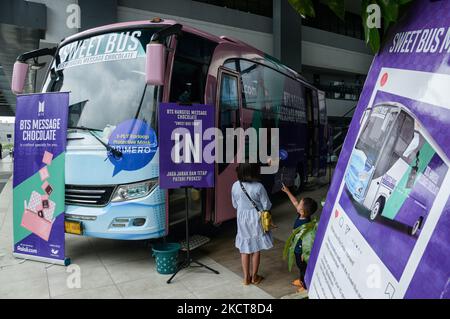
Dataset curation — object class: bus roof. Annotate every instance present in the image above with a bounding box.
[61,18,307,84]
[63,19,228,50]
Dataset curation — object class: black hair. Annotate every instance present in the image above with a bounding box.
[236,163,261,182]
[302,197,318,217]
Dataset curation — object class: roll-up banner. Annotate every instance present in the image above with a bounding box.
[306,0,450,299]
[13,92,69,265]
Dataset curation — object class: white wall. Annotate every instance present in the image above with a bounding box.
[117,6,274,55]
[302,41,373,75]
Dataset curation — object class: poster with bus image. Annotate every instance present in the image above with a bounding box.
[306,0,450,299]
[344,101,447,237]
[339,91,449,285]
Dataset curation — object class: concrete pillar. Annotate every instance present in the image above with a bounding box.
[273,0,302,72]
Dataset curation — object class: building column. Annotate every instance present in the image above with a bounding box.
[273,0,302,72]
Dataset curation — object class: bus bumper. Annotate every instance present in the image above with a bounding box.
[65,187,166,240]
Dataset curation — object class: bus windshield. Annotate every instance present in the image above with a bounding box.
[43,28,159,132]
[355,107,396,166]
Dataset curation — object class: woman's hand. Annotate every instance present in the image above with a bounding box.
[281,183,289,193]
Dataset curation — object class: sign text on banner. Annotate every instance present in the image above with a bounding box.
[158,103,215,189]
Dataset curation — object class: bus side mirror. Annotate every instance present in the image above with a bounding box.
[11,61,29,94]
[145,43,165,86]
[403,132,420,158]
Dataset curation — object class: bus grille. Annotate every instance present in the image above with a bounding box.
[65,185,116,207]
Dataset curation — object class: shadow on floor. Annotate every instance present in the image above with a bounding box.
[195,220,299,299]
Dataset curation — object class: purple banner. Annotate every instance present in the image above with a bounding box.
[13,93,68,264]
[306,0,450,299]
[158,103,215,189]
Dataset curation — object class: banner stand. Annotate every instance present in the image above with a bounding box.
[13,92,69,266]
[166,186,219,284]
[13,253,71,266]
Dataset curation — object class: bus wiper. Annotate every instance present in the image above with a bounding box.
[68,126,123,159]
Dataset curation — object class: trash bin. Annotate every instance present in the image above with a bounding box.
[152,243,181,275]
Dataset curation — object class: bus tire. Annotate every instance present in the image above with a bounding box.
[411,217,423,236]
[292,166,305,195]
[370,197,385,221]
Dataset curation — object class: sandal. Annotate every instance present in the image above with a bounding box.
[252,274,264,285]
[296,286,308,294]
[291,279,303,287]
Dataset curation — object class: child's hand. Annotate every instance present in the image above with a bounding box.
[270,222,278,229]
[281,183,289,193]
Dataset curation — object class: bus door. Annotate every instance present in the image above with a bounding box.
[305,87,320,176]
[214,68,242,223]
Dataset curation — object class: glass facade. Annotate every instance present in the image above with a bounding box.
[195,1,364,41]
[193,0,273,17]
[302,3,364,40]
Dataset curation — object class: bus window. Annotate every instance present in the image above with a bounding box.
[219,73,240,128]
[373,111,415,179]
[219,71,240,173]
[239,60,264,111]
[394,114,415,159]
[223,59,238,71]
[169,33,216,104]
[356,108,397,168]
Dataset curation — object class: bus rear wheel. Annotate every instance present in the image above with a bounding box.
[292,169,304,195]
[411,217,423,236]
[370,198,384,221]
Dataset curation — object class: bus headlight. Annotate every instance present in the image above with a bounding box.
[111,178,158,202]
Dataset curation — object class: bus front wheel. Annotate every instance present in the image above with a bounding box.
[370,198,384,221]
[411,217,423,236]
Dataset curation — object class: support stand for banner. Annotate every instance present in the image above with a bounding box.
[12,253,71,266]
[167,187,219,284]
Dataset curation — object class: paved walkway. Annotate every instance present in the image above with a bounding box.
[0,155,12,193]
[0,177,273,299]
[0,157,329,299]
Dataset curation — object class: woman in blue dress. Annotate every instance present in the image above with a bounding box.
[232,163,273,285]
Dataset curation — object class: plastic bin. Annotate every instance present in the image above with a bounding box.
[152,243,181,274]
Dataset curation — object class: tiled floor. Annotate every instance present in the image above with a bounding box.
[0,159,330,299]
[199,180,329,299]
[0,178,273,299]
